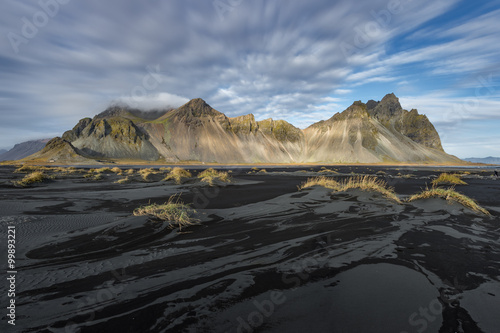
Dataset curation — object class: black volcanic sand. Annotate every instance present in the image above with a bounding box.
[0,165,499,333]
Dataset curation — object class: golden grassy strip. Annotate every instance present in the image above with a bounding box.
[133,195,197,230]
[13,171,53,187]
[431,173,467,186]
[407,186,489,215]
[197,168,231,185]
[163,167,192,184]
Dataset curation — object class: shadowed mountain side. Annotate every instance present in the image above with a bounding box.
[29,94,461,164]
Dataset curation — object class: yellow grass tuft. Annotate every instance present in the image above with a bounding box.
[139,168,156,182]
[114,176,130,184]
[299,175,400,202]
[298,176,339,190]
[13,171,53,187]
[407,186,489,215]
[95,167,113,174]
[133,194,197,230]
[432,173,467,186]
[198,168,231,185]
[163,167,192,184]
[126,168,135,175]
[111,167,123,174]
[336,175,401,203]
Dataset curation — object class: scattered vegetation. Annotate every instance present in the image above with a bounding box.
[397,173,415,179]
[126,169,135,175]
[133,194,197,230]
[13,171,53,187]
[376,170,387,175]
[163,167,192,184]
[432,173,467,186]
[14,165,49,173]
[197,168,231,185]
[159,167,172,172]
[258,169,267,173]
[319,167,339,174]
[407,186,489,215]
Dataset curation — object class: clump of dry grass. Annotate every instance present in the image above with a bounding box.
[139,168,156,182]
[133,194,197,230]
[159,167,172,172]
[114,176,130,184]
[376,170,387,175]
[336,175,401,203]
[111,167,123,174]
[298,175,400,202]
[258,169,267,173]
[298,176,339,190]
[407,186,489,215]
[95,167,113,174]
[432,173,467,186]
[93,173,103,181]
[126,169,135,175]
[163,167,192,184]
[13,171,53,187]
[198,168,231,185]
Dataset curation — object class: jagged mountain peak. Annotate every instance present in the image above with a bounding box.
[175,98,223,118]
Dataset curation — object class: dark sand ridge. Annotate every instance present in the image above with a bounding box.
[0,166,499,332]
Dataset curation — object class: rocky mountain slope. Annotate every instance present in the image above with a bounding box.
[0,139,50,161]
[25,94,462,164]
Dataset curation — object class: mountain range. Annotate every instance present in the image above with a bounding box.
[23,93,462,164]
[464,157,500,165]
[0,139,50,161]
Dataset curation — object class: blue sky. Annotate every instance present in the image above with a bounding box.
[1,0,499,158]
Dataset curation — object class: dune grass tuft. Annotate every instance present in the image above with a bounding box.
[13,171,53,187]
[114,176,131,184]
[407,186,489,215]
[95,167,113,174]
[299,175,400,202]
[298,176,340,190]
[110,167,123,174]
[126,168,135,175]
[14,165,49,173]
[139,168,156,182]
[198,168,231,185]
[432,173,467,186]
[336,175,401,203]
[163,167,192,184]
[133,194,197,230]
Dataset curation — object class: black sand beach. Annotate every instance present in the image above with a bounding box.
[1,165,499,332]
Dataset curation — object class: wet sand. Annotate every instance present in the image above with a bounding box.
[0,165,499,332]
